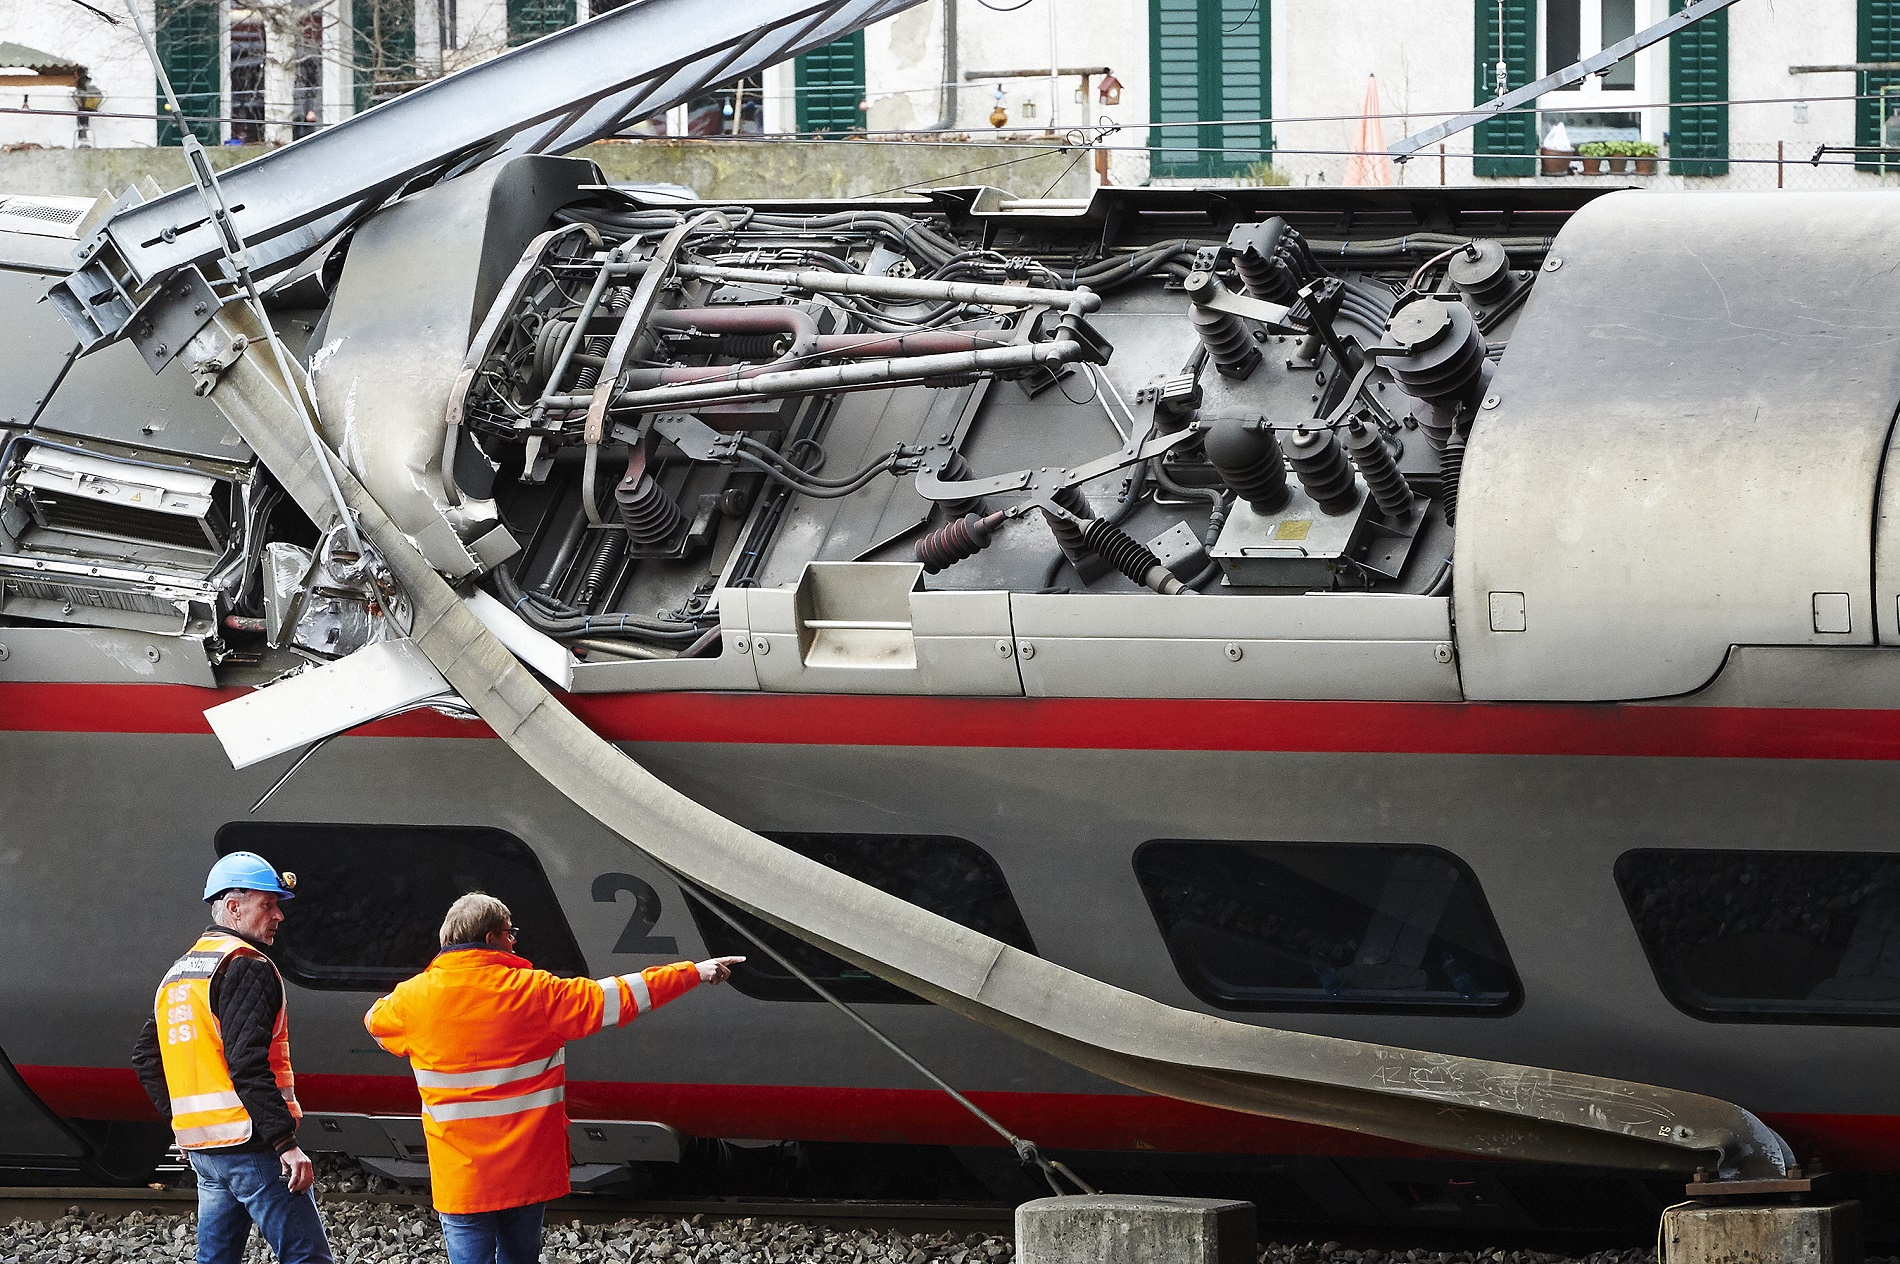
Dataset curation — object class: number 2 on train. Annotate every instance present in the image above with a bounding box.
[592,872,680,955]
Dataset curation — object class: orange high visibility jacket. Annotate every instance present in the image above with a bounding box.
[153,931,301,1150]
[363,947,700,1214]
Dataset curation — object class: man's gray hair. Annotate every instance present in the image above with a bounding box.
[440,892,511,948]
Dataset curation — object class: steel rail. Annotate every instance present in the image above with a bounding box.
[0,1186,1014,1230]
[175,292,1793,1183]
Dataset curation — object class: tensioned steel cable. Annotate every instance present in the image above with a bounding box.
[654,860,1097,1198]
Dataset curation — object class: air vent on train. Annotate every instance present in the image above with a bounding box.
[15,445,226,553]
[0,194,95,239]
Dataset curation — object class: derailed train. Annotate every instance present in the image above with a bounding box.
[3,169,1900,1231]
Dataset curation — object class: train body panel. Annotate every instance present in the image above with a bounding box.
[4,674,1899,1174]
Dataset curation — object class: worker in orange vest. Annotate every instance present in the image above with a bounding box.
[133,852,333,1264]
[363,891,741,1264]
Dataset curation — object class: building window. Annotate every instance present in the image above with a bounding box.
[1473,0,1536,176]
[1616,849,1900,1024]
[1548,1,1636,90]
[156,0,221,147]
[1149,0,1271,179]
[215,823,588,990]
[1668,0,1728,175]
[795,32,866,133]
[229,17,265,145]
[353,0,418,111]
[688,75,764,136]
[292,12,324,138]
[1135,841,1521,1014]
[507,0,575,46]
[683,834,1038,1004]
[1600,0,1636,89]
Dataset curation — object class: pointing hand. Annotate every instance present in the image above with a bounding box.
[697,956,745,985]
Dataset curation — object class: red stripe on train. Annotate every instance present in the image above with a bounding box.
[8,681,1900,758]
[17,1065,1900,1171]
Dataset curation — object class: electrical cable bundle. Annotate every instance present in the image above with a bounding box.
[492,564,704,645]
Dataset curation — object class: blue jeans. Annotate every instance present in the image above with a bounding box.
[189,1148,333,1264]
[439,1202,545,1264]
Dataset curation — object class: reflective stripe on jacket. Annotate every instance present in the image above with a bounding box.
[153,931,301,1150]
[362,947,700,1215]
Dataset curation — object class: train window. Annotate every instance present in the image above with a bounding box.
[215,824,588,990]
[683,834,1037,1003]
[1134,841,1521,1014]
[1616,849,1900,1024]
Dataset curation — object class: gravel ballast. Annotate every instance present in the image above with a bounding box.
[0,1203,1015,1264]
[4,1206,1894,1264]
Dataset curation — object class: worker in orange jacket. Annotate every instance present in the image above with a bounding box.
[363,891,740,1264]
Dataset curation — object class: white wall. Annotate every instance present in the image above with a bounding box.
[1727,0,1858,167]
[1272,0,1469,186]
[862,0,1150,188]
[0,0,162,149]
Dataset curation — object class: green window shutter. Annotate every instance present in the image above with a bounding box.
[157,0,221,147]
[795,32,866,133]
[1859,0,1900,171]
[508,0,575,46]
[1147,0,1272,180]
[353,0,417,113]
[1472,0,1536,178]
[1669,0,1727,176]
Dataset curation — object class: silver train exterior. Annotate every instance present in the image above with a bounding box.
[2,175,1897,1229]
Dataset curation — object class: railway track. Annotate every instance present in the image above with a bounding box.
[0,1185,1015,1232]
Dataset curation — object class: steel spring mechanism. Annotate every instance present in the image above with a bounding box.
[1080,519,1185,595]
[572,529,627,610]
[915,510,1008,574]
[1284,426,1361,516]
[1342,420,1414,520]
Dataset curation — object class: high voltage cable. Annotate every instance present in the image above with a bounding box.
[5,90,1880,138]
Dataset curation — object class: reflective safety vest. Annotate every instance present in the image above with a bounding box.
[153,931,301,1150]
[363,947,700,1215]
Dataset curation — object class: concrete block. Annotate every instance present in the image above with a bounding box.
[1016,1195,1255,1264]
[1663,1200,1862,1264]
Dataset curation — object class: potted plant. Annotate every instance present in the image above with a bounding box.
[1626,140,1660,175]
[1576,141,1611,174]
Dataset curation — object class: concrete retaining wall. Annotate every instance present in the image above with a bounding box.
[0,138,1093,202]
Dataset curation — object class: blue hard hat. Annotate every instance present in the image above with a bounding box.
[204,851,296,902]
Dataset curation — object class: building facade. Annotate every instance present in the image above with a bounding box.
[3,0,1896,193]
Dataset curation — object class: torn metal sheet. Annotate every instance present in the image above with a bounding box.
[204,636,451,769]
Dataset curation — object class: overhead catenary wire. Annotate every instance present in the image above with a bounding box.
[15,90,1880,137]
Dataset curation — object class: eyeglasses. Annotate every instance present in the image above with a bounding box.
[502,926,519,941]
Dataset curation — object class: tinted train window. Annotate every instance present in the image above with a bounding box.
[1135,841,1520,1014]
[683,834,1037,1004]
[1616,849,1900,1024]
[215,824,587,990]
